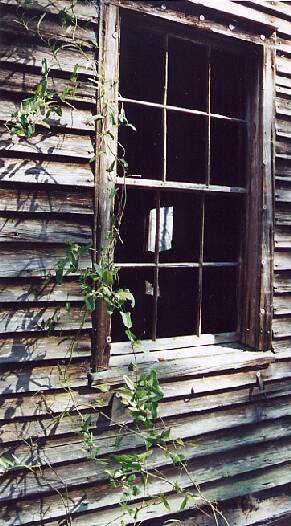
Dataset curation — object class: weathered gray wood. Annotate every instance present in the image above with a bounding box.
[0,359,89,396]
[1,436,291,511]
[111,332,238,355]
[115,176,246,194]
[0,11,97,49]
[277,55,291,76]
[91,1,120,371]
[0,280,83,303]
[272,337,291,355]
[0,68,96,104]
[180,493,291,526]
[241,46,274,350]
[276,118,291,139]
[0,217,91,243]
[274,270,291,293]
[0,187,93,215]
[274,251,291,270]
[276,96,291,117]
[0,306,91,336]
[0,334,91,364]
[275,204,291,225]
[0,157,94,187]
[0,246,91,278]
[0,0,99,23]
[112,0,275,45]
[0,42,95,75]
[275,227,291,248]
[90,348,274,385]
[41,462,291,526]
[274,294,291,314]
[0,99,94,131]
[273,317,291,338]
[0,127,94,159]
[2,413,291,481]
[275,182,291,202]
[1,391,290,444]
[188,0,276,29]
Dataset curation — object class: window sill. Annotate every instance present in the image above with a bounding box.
[88,341,275,385]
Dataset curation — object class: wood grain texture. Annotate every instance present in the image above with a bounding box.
[91,2,120,371]
[0,41,96,75]
[0,334,91,364]
[0,0,99,23]
[0,305,91,336]
[0,246,91,277]
[0,187,93,215]
[0,127,94,159]
[0,10,97,49]
[0,68,96,104]
[0,216,91,243]
[0,157,94,186]
[0,99,95,131]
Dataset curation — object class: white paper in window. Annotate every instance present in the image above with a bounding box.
[147,206,173,252]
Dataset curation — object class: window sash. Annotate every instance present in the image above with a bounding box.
[91,1,275,371]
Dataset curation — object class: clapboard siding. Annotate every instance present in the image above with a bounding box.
[0,1,291,526]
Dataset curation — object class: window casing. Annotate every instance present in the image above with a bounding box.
[91,1,274,371]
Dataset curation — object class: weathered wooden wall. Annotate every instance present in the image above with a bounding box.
[0,1,290,525]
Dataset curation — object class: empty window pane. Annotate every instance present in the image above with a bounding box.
[115,189,156,263]
[118,104,163,180]
[111,268,154,341]
[211,48,246,118]
[157,268,199,338]
[167,112,207,183]
[168,37,207,111]
[210,119,245,187]
[204,195,242,262]
[201,267,238,333]
[119,20,165,103]
[159,192,201,262]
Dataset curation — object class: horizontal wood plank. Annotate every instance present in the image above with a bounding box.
[0,280,83,303]
[0,305,91,336]
[0,127,94,160]
[0,0,99,23]
[0,42,96,75]
[0,99,95,132]
[273,317,291,338]
[0,187,93,215]
[0,157,94,186]
[0,334,91,364]
[0,246,91,278]
[0,216,91,243]
[0,11,97,49]
[0,68,96,104]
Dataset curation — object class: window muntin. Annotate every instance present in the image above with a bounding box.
[112,13,249,343]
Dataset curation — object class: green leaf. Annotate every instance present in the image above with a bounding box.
[85,294,95,312]
[160,493,171,512]
[120,311,132,329]
[41,58,50,76]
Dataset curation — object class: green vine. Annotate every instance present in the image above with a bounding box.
[6,59,78,138]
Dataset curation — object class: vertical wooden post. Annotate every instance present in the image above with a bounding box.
[258,43,275,350]
[91,1,120,371]
[241,42,275,351]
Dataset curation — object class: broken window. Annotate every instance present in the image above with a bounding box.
[92,3,274,371]
[113,13,248,343]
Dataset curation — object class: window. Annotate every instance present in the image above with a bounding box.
[91,2,274,371]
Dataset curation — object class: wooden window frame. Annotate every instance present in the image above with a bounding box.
[91,0,275,372]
